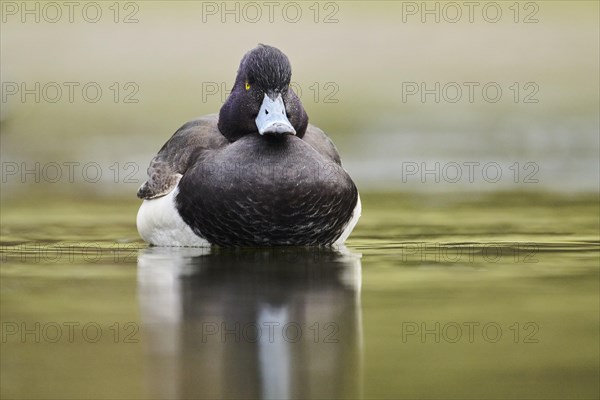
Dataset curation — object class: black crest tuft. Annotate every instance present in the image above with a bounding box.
[239,44,292,92]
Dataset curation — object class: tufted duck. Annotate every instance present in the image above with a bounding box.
[136,45,360,246]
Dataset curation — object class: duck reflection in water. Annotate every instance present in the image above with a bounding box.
[137,246,363,399]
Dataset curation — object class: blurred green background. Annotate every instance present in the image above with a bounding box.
[1,0,598,197]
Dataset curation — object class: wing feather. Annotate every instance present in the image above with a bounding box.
[137,114,228,199]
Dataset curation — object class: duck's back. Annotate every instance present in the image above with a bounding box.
[176,134,358,246]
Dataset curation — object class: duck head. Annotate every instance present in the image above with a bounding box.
[218,44,309,141]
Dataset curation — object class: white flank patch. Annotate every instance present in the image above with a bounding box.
[334,193,362,246]
[136,186,210,247]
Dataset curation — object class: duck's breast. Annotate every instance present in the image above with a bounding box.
[176,135,358,246]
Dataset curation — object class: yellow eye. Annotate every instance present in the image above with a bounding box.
[245,81,251,91]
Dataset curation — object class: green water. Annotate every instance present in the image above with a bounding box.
[1,192,598,399]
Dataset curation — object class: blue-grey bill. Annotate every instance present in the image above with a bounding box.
[255,93,296,136]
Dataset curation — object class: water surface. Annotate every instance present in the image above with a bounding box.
[1,192,598,399]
